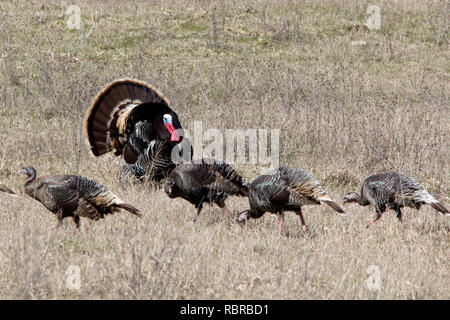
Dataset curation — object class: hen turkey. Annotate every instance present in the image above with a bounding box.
[164,158,249,222]
[237,166,345,233]
[21,166,141,230]
[344,172,448,228]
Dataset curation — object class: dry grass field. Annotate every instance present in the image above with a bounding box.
[0,0,448,299]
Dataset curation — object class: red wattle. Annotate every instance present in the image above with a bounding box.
[165,123,180,142]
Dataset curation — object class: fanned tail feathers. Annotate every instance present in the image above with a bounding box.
[84,78,169,157]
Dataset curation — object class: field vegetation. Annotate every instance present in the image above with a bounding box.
[0,0,448,299]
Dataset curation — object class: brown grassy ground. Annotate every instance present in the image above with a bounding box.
[0,0,448,299]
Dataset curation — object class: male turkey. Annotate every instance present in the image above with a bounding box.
[164,158,249,222]
[0,183,16,197]
[343,172,449,228]
[21,167,142,230]
[122,139,181,182]
[237,166,345,234]
[84,78,192,182]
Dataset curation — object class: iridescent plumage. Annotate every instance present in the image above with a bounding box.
[21,167,141,230]
[344,172,448,228]
[164,158,249,222]
[237,166,345,233]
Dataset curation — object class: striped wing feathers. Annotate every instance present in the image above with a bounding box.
[273,167,324,205]
[364,172,437,206]
[175,159,248,196]
[47,176,121,219]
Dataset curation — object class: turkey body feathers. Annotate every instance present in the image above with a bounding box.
[164,158,249,221]
[135,139,178,180]
[23,168,141,229]
[119,138,194,182]
[344,172,448,228]
[84,78,171,157]
[238,166,345,233]
[248,166,344,213]
[84,79,191,182]
[167,158,248,203]
[361,172,448,214]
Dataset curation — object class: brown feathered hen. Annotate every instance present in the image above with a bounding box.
[344,172,449,228]
[237,166,345,234]
[164,158,249,222]
[21,166,141,231]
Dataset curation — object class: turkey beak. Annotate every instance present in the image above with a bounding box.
[164,123,180,142]
[343,196,350,204]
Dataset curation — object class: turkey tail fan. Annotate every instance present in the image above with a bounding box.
[431,203,449,216]
[116,203,142,217]
[84,78,170,157]
[317,195,346,215]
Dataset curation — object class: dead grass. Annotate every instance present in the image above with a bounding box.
[0,0,448,299]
